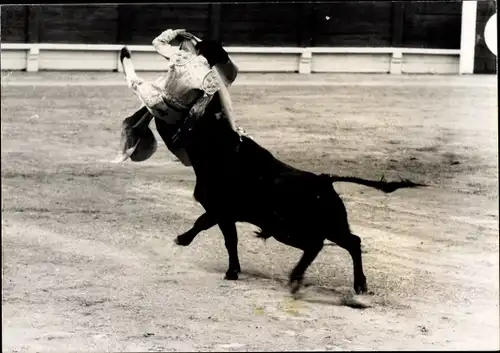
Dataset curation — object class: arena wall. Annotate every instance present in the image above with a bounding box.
[0,2,496,74]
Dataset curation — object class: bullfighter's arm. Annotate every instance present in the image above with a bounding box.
[215,59,239,86]
[152,29,186,60]
[195,40,239,86]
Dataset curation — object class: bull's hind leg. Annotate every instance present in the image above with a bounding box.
[175,212,217,246]
[329,233,367,294]
[218,221,241,280]
[289,242,324,294]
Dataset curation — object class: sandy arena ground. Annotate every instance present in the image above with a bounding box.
[1,72,499,351]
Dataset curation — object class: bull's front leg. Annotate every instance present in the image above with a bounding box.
[289,242,324,294]
[218,221,241,280]
[175,212,217,246]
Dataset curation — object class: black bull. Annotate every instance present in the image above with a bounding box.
[124,99,424,295]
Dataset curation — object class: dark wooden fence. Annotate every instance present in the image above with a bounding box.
[2,3,463,49]
[474,0,497,74]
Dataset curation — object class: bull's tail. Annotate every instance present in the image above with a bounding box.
[321,173,426,193]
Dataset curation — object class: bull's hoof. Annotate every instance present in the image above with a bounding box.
[120,47,131,63]
[354,280,368,295]
[174,234,192,247]
[289,278,302,294]
[224,269,239,280]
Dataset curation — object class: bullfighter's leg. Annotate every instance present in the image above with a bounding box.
[120,47,165,112]
[120,47,142,89]
[289,242,324,294]
[218,221,241,280]
[328,233,367,294]
[175,212,217,246]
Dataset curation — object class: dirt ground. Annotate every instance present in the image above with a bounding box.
[1,72,498,351]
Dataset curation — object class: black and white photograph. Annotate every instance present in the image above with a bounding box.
[1,1,498,351]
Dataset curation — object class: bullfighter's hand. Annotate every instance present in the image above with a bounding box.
[159,29,187,43]
[176,30,195,41]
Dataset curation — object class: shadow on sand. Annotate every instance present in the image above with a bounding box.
[205,265,373,309]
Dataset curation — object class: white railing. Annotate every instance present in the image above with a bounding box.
[0,43,462,74]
